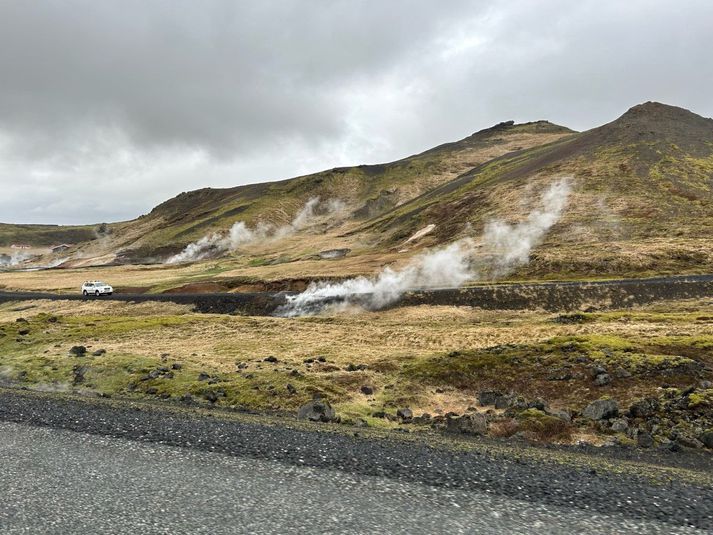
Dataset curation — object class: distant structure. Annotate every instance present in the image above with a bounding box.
[51,244,72,254]
[10,244,31,249]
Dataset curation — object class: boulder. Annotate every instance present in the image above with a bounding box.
[494,395,513,409]
[72,364,88,385]
[69,346,87,357]
[396,408,413,422]
[609,418,629,433]
[594,373,611,386]
[297,400,337,423]
[478,390,502,406]
[700,430,713,449]
[92,349,106,356]
[637,431,654,448]
[545,407,572,423]
[628,398,659,418]
[583,399,619,420]
[360,385,374,395]
[445,413,487,435]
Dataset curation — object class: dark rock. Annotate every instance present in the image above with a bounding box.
[346,363,368,372]
[286,383,297,395]
[297,400,337,422]
[264,356,278,363]
[594,373,612,386]
[545,407,572,423]
[203,391,219,403]
[148,370,161,380]
[360,385,374,395]
[303,358,314,364]
[583,399,619,420]
[412,413,432,425]
[396,408,413,422]
[700,430,713,449]
[317,356,326,362]
[164,372,174,379]
[198,372,210,381]
[445,413,487,435]
[146,387,158,395]
[72,365,88,385]
[180,393,194,404]
[157,366,169,373]
[494,395,513,409]
[15,318,27,323]
[609,418,629,433]
[637,431,654,448]
[478,390,502,406]
[527,398,548,411]
[613,367,632,379]
[628,398,659,418]
[69,346,87,357]
[92,349,106,356]
[47,316,58,323]
[290,370,302,377]
[677,435,704,449]
[17,328,29,336]
[699,380,712,389]
[172,362,183,370]
[591,365,608,377]
[660,440,681,453]
[371,410,386,418]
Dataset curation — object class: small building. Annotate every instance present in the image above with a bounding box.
[51,244,72,254]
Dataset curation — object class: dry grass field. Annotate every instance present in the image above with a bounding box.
[2,297,712,445]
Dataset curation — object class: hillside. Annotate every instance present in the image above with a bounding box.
[2,101,713,291]
[358,102,713,278]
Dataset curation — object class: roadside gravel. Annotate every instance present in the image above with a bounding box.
[0,388,711,530]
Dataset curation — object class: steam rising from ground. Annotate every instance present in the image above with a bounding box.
[166,196,343,264]
[277,178,572,317]
[0,252,32,267]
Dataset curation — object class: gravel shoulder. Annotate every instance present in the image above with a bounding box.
[0,387,711,530]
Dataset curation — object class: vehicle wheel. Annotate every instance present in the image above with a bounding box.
[95,290,100,297]
[108,292,113,296]
[82,290,87,296]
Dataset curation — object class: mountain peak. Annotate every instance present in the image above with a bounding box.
[620,101,704,122]
[584,101,713,153]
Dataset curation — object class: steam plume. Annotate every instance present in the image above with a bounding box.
[166,196,343,264]
[0,252,31,267]
[276,177,572,317]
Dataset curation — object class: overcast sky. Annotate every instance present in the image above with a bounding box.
[1,0,712,224]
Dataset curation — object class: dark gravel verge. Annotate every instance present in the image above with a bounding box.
[0,388,711,529]
[1,273,712,315]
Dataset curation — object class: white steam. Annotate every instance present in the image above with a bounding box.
[277,177,572,317]
[0,252,32,267]
[166,196,344,264]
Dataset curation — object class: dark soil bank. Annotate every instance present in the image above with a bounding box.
[1,274,712,315]
[0,389,711,530]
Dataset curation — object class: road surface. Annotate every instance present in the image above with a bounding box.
[0,421,704,534]
[1,273,712,314]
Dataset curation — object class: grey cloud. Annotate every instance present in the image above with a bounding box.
[0,0,712,224]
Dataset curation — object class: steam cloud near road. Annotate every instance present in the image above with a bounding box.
[166,196,344,264]
[276,177,572,316]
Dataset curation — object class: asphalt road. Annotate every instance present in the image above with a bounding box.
[0,421,705,535]
[1,272,713,314]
